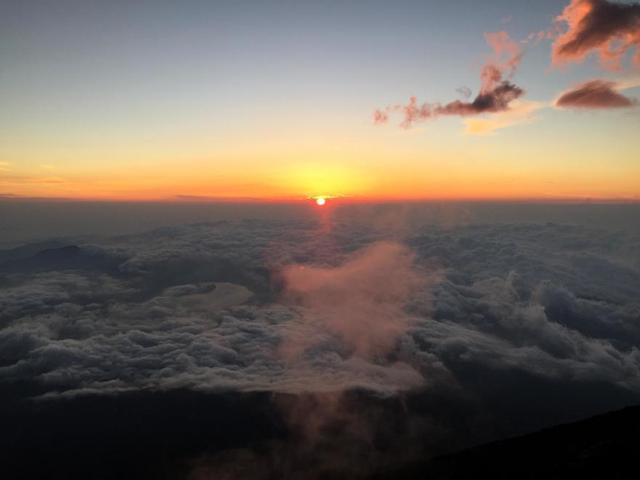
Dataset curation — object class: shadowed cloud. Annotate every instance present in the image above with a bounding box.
[374,32,525,129]
[556,79,637,108]
[552,0,640,70]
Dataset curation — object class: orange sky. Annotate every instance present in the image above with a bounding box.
[2,132,639,202]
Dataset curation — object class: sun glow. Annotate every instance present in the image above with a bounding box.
[315,197,326,206]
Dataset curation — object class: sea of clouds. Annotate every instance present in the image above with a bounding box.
[2,207,639,403]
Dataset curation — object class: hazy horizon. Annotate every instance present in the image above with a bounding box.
[2,199,640,247]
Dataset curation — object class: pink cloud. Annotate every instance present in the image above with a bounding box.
[279,241,426,358]
[552,0,640,70]
[375,31,525,128]
[555,79,637,108]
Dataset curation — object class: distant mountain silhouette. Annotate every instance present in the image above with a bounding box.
[0,244,123,274]
[0,240,67,263]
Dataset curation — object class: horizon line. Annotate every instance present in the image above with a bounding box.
[1,194,639,205]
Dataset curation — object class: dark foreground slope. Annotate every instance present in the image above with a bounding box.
[2,381,638,480]
[388,405,640,480]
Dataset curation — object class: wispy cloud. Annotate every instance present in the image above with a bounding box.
[374,31,525,129]
[0,175,66,185]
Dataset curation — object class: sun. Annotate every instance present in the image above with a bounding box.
[315,197,326,206]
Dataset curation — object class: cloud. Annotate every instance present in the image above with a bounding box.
[524,29,558,46]
[463,99,544,134]
[483,31,523,84]
[0,175,67,185]
[372,109,389,124]
[280,241,426,358]
[0,227,436,397]
[441,82,524,115]
[555,79,637,108]
[552,0,640,70]
[374,32,525,129]
[0,218,639,403]
[274,240,434,395]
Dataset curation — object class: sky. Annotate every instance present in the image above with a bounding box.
[1,0,639,201]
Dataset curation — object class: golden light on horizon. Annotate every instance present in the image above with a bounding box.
[315,197,326,206]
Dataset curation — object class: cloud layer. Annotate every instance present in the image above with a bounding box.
[2,208,640,478]
[1,215,639,401]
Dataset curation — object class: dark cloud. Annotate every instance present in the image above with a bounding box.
[374,83,525,129]
[437,81,524,115]
[552,0,640,69]
[374,31,525,128]
[556,79,637,108]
